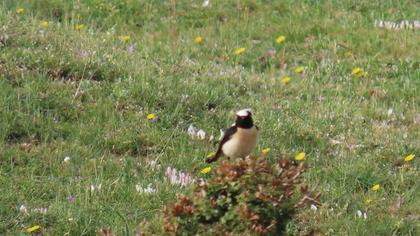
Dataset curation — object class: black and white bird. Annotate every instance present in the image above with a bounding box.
[206,109,259,163]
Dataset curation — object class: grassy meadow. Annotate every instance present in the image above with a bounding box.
[0,0,419,235]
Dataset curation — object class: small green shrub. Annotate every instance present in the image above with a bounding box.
[160,157,320,235]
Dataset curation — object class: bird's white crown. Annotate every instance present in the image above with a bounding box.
[236,108,252,117]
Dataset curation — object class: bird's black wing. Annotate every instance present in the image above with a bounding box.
[206,126,237,163]
[219,125,238,147]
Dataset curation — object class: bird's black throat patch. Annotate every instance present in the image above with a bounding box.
[236,115,253,128]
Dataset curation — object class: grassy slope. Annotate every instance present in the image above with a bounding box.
[0,0,419,235]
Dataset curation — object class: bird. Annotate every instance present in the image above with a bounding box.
[206,109,259,163]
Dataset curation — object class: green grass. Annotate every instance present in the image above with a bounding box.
[0,0,419,235]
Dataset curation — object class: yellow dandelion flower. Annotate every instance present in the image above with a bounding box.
[357,71,366,77]
[294,66,305,74]
[234,47,246,55]
[200,166,211,174]
[194,36,204,44]
[351,67,362,75]
[40,21,49,28]
[371,184,380,191]
[26,225,41,233]
[280,76,291,85]
[16,8,24,14]
[261,148,271,154]
[404,154,415,162]
[351,67,366,78]
[295,152,305,161]
[75,24,85,31]
[147,113,157,120]
[206,152,216,158]
[120,35,130,42]
[275,35,286,44]
[344,51,353,57]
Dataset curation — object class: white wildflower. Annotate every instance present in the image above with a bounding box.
[310,204,318,211]
[64,156,71,163]
[187,124,196,139]
[136,183,157,194]
[181,94,189,102]
[356,210,367,219]
[90,184,102,192]
[33,207,48,214]
[375,19,420,30]
[19,205,28,214]
[196,129,206,140]
[149,159,157,167]
[147,159,160,170]
[202,0,210,7]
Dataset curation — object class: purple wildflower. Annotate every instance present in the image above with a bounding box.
[67,195,76,203]
[78,50,88,58]
[165,167,194,187]
[127,44,135,54]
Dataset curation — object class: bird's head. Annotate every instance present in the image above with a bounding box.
[235,108,253,128]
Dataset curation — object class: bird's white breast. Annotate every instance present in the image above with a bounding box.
[222,126,258,159]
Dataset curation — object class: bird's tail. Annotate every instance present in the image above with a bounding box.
[206,149,222,163]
